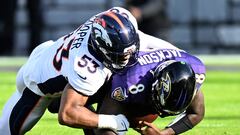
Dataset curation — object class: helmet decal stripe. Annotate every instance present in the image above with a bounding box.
[105,12,126,30]
[104,12,131,45]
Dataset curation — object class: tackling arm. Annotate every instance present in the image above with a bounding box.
[58,83,129,133]
[58,83,99,128]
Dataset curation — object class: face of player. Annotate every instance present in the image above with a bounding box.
[102,42,138,70]
[110,52,131,69]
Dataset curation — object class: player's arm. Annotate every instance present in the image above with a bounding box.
[185,89,205,126]
[141,90,205,135]
[58,83,129,133]
[166,90,205,134]
[162,90,205,135]
[58,83,99,128]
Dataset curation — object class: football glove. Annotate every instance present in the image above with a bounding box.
[98,114,129,135]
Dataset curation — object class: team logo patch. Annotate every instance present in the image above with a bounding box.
[111,87,126,101]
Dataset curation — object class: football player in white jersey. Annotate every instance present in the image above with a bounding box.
[0,10,140,135]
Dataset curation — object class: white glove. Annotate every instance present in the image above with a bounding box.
[98,114,129,135]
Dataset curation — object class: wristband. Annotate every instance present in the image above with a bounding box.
[167,116,193,134]
[98,114,117,130]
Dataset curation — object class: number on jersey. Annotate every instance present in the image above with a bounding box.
[53,33,74,71]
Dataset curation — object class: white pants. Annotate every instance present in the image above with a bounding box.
[0,41,56,135]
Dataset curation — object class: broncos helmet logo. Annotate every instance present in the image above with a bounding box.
[92,20,112,47]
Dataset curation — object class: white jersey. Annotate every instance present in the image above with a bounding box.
[19,19,111,96]
[138,30,181,51]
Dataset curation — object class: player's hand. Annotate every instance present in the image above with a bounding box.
[98,114,129,135]
[137,121,175,135]
[114,114,129,135]
[135,121,161,135]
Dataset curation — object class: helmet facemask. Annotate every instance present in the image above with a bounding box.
[95,40,139,72]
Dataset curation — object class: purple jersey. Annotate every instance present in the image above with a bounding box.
[110,49,206,106]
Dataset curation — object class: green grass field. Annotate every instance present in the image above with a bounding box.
[0,56,240,135]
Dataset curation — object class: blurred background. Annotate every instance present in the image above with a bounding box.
[0,1,240,134]
[0,0,240,56]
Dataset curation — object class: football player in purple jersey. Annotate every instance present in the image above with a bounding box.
[92,48,206,135]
